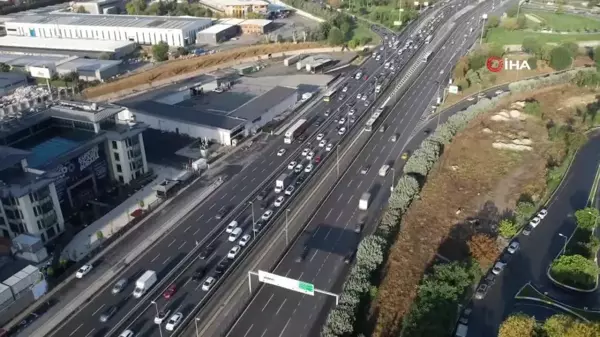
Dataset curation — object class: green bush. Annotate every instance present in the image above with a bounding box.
[574,207,599,231]
[550,254,599,289]
[498,219,519,238]
[549,46,573,71]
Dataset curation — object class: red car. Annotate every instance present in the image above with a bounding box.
[314,156,321,164]
[163,284,177,299]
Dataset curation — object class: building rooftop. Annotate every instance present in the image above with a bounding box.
[5,14,214,30]
[229,86,297,121]
[0,54,63,68]
[58,58,122,73]
[202,0,268,7]
[0,146,29,172]
[240,19,272,27]
[219,18,245,25]
[0,36,136,53]
[198,24,234,34]
[128,100,245,131]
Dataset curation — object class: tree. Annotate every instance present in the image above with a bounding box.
[522,37,541,55]
[543,314,572,337]
[498,219,519,238]
[246,12,264,19]
[575,207,599,231]
[98,52,112,60]
[527,56,537,70]
[0,63,10,72]
[96,231,104,241]
[549,46,573,71]
[152,41,169,62]
[468,53,487,70]
[126,0,146,14]
[540,44,554,61]
[498,314,536,337]
[327,27,344,46]
[506,4,519,17]
[453,56,469,79]
[550,254,599,288]
[486,15,500,28]
[561,41,579,57]
[318,22,332,41]
[595,46,600,71]
[76,5,88,13]
[468,234,498,267]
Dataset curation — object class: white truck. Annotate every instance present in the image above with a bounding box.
[359,193,370,211]
[133,270,157,298]
[275,173,290,193]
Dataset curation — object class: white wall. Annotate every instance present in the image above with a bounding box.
[136,112,233,145]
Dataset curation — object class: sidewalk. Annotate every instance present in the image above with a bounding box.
[6,133,267,337]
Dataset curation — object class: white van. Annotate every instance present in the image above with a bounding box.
[379,165,390,177]
[225,221,238,233]
[228,227,242,242]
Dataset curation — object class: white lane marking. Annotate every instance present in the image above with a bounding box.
[262,168,268,173]
[220,193,227,200]
[178,241,186,250]
[310,251,318,262]
[356,181,363,190]
[69,324,83,337]
[337,194,343,202]
[261,329,268,337]
[91,304,105,316]
[347,195,354,205]
[209,203,216,210]
[323,228,331,240]
[193,228,201,235]
[196,214,204,221]
[243,324,254,337]
[167,238,176,247]
[151,254,160,263]
[251,177,256,182]
[278,318,291,337]
[230,195,236,202]
[276,299,287,315]
[335,212,343,222]
[252,167,257,172]
[325,209,333,220]
[184,225,191,233]
[312,227,320,238]
[262,294,274,312]
[162,257,170,265]
[84,329,95,337]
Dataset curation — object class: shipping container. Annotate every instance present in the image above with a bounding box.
[3,265,39,295]
[284,54,305,66]
[0,283,14,309]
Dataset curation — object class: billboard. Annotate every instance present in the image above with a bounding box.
[29,66,55,80]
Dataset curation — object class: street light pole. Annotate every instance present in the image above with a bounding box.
[390,168,395,192]
[336,145,340,177]
[151,301,164,337]
[250,201,255,240]
[285,209,290,245]
[558,233,568,255]
[195,317,200,337]
[479,16,486,46]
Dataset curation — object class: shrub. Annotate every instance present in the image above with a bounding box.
[550,254,599,289]
[498,219,519,238]
[549,46,573,71]
[574,207,599,231]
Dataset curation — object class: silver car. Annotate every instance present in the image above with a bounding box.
[112,278,127,294]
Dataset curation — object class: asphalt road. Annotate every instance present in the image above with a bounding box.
[225,2,504,337]
[467,132,600,337]
[48,20,419,337]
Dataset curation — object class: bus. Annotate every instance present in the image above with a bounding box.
[323,88,338,102]
[364,106,385,132]
[422,51,433,63]
[284,119,308,144]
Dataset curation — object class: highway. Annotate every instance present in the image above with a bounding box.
[225,1,504,337]
[47,15,427,337]
[466,132,600,337]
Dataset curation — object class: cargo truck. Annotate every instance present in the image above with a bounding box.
[275,173,291,193]
[133,270,157,298]
[359,192,370,211]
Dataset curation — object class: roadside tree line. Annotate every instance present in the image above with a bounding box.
[499,313,600,337]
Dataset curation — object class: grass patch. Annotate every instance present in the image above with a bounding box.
[351,23,381,45]
[525,10,600,31]
[486,27,600,45]
[516,283,600,321]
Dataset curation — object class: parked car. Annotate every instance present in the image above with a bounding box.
[76,264,93,279]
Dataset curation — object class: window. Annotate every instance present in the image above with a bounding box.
[116,164,122,173]
[112,141,118,150]
[114,153,120,161]
[34,207,38,217]
[118,175,124,183]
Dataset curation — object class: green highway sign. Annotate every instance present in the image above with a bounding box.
[298,281,314,294]
[258,270,315,296]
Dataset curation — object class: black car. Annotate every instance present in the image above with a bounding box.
[199,243,216,259]
[257,189,268,201]
[215,207,229,220]
[99,305,117,323]
[296,246,310,263]
[344,251,356,264]
[354,222,363,234]
[215,259,231,276]
[192,268,205,281]
[296,174,306,185]
[315,120,322,127]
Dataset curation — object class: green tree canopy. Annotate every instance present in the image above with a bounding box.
[498,314,536,337]
[575,207,599,231]
[126,0,147,14]
[522,37,542,55]
[549,46,573,71]
[327,27,345,46]
[550,254,599,289]
[0,63,10,72]
[152,41,169,62]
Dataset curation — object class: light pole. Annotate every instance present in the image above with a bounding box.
[558,233,568,255]
[479,14,487,46]
[285,209,290,245]
[336,145,340,177]
[194,317,200,337]
[151,301,164,337]
[390,168,395,192]
[249,201,256,239]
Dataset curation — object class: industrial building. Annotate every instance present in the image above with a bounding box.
[71,0,125,15]
[0,72,27,96]
[296,54,333,73]
[0,54,122,82]
[3,14,213,47]
[200,0,269,17]
[0,99,149,242]
[0,35,137,59]
[196,24,239,45]
[219,18,274,34]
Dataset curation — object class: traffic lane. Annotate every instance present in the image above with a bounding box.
[466,134,600,337]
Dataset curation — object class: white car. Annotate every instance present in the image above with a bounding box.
[507,241,520,254]
[294,164,303,173]
[119,330,135,337]
[319,140,327,147]
[306,152,314,160]
[227,245,241,259]
[361,95,367,101]
[529,216,541,228]
[76,264,93,278]
[495,89,504,95]
[338,127,346,135]
[537,209,548,219]
[165,312,183,331]
[273,196,285,207]
[277,149,286,156]
[356,93,362,99]
[301,148,310,156]
[326,143,333,151]
[342,86,348,92]
[339,118,346,125]
[202,277,216,291]
[316,133,324,141]
[304,164,313,173]
[492,261,506,275]
[284,185,295,195]
[262,210,273,221]
[154,309,171,324]
[287,161,296,170]
[239,234,251,247]
[348,109,355,116]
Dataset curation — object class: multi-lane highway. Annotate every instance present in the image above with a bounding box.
[224,2,502,337]
[47,18,425,337]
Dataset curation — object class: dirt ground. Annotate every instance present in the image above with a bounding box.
[371,83,599,337]
[83,42,323,99]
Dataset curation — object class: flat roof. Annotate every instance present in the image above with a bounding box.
[0,145,29,171]
[0,54,63,68]
[229,86,297,121]
[0,54,121,72]
[220,18,245,25]
[0,36,136,53]
[240,19,272,27]
[58,58,122,73]
[129,100,245,131]
[198,24,235,34]
[6,14,213,30]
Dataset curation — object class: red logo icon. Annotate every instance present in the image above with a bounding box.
[486,56,503,72]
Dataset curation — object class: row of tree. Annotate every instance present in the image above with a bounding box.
[499,313,600,337]
[550,207,600,290]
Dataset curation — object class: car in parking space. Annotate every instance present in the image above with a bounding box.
[76,264,92,278]
[522,224,534,236]
[339,117,346,125]
[342,86,348,93]
[364,100,370,107]
[99,305,117,323]
[163,284,177,299]
[317,133,324,141]
[492,261,506,275]
[361,94,367,101]
[274,195,285,207]
[307,151,314,160]
[112,278,128,294]
[228,227,242,242]
[304,164,314,173]
[284,185,295,195]
[474,283,490,300]
[277,149,286,156]
[165,312,183,331]
[227,246,241,259]
[326,143,333,151]
[287,161,296,170]
[119,330,135,337]
[199,243,216,259]
[350,117,356,124]
[295,174,306,185]
[344,250,356,264]
[390,134,397,142]
[507,241,520,254]
[239,234,252,247]
[319,140,327,147]
[348,108,356,116]
[261,210,273,221]
[338,127,346,135]
[324,109,331,116]
[154,309,171,324]
[301,148,310,156]
[192,268,205,282]
[356,93,362,100]
[202,276,216,291]
[256,189,268,201]
[494,89,504,95]
[338,94,346,101]
[294,164,303,173]
[537,208,548,219]
[529,216,541,228]
[354,222,363,233]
